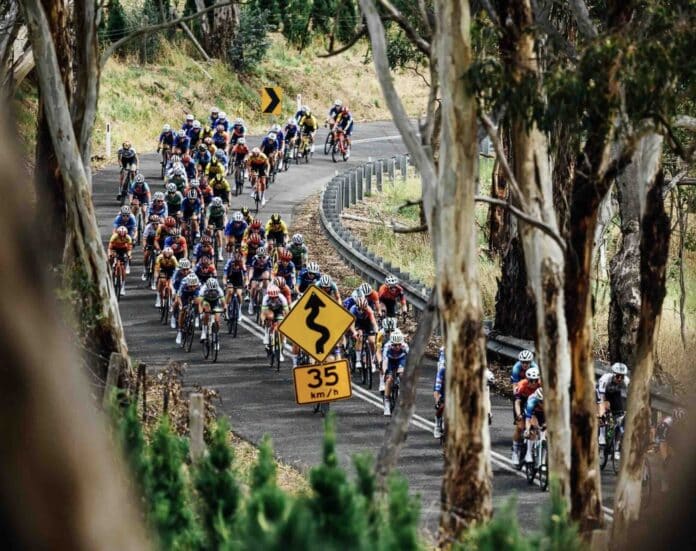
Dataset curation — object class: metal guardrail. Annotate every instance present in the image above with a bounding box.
[319,155,682,416]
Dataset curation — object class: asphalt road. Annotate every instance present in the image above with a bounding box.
[93,120,617,534]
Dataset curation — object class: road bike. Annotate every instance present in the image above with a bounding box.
[143,245,156,288]
[324,119,335,154]
[388,371,401,414]
[118,165,137,205]
[159,145,171,179]
[158,278,171,325]
[282,140,294,171]
[331,128,350,162]
[298,132,312,164]
[180,301,197,352]
[524,425,549,491]
[233,162,245,196]
[359,331,373,389]
[267,321,282,372]
[599,410,625,474]
[249,171,264,214]
[110,254,127,301]
[131,198,145,246]
[201,312,220,362]
[226,289,240,337]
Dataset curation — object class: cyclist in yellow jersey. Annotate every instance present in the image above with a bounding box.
[153,247,178,308]
[264,212,288,250]
[298,108,319,155]
[247,148,270,206]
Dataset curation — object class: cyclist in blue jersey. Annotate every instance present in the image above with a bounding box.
[511,349,538,393]
[284,118,300,158]
[174,273,201,345]
[433,346,446,438]
[381,330,409,416]
[523,387,544,464]
[173,129,191,155]
[225,211,248,253]
[157,124,175,151]
[274,248,297,290]
[297,261,321,294]
[248,248,273,315]
[181,114,194,133]
[181,189,202,239]
[112,205,137,241]
[148,192,168,219]
[315,274,340,302]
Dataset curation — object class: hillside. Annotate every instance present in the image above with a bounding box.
[13,35,428,161]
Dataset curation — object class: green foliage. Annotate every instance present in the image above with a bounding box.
[194,418,241,549]
[251,0,282,29]
[228,5,272,73]
[105,0,128,44]
[117,401,152,497]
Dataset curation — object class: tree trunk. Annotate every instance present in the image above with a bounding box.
[611,170,670,547]
[608,134,664,364]
[21,0,129,384]
[500,0,572,501]
[487,127,509,255]
[436,0,492,542]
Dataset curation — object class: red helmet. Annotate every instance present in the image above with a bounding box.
[251,219,262,230]
[341,106,349,114]
[182,154,192,163]
[267,285,279,298]
[116,226,128,237]
[248,233,261,245]
[274,276,287,288]
[279,248,292,262]
[164,216,176,228]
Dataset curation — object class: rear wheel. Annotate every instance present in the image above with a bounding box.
[331,143,339,163]
[159,292,169,324]
[525,460,536,485]
[324,132,332,154]
[211,321,219,362]
[389,377,399,413]
[227,295,239,337]
[538,441,549,491]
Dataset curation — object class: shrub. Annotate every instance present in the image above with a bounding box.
[228,6,271,73]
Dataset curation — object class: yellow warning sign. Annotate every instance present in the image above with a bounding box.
[278,286,354,362]
[293,359,352,405]
[260,87,282,115]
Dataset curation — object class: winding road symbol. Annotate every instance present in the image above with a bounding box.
[304,294,331,354]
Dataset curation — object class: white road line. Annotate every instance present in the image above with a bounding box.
[351,134,403,144]
[237,314,614,520]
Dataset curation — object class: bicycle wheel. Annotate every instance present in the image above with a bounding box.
[268,332,276,368]
[159,292,169,324]
[525,461,536,485]
[202,323,210,359]
[254,191,260,214]
[389,379,399,413]
[331,143,339,163]
[360,347,368,385]
[538,442,549,491]
[185,313,195,352]
[324,132,332,154]
[113,266,122,302]
[211,321,219,362]
[365,350,373,390]
[343,145,350,161]
[274,333,281,372]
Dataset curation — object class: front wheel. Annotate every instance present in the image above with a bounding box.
[324,132,332,154]
[331,144,339,163]
[525,461,536,485]
[538,442,549,491]
[211,321,219,362]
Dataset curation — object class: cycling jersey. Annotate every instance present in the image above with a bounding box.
[297,269,320,293]
[524,394,544,422]
[596,372,629,412]
[224,259,246,287]
[274,130,285,149]
[178,285,200,304]
[214,151,229,167]
[231,144,249,163]
[314,282,339,299]
[260,137,278,156]
[158,132,175,147]
[243,227,266,241]
[199,185,214,206]
[382,342,409,373]
[274,261,296,288]
[335,111,354,134]
[182,161,197,180]
[112,214,137,237]
[213,131,229,150]
[201,285,224,307]
[242,239,265,266]
[248,153,269,171]
[250,257,272,280]
[142,224,158,248]
[265,220,288,242]
[118,147,137,160]
[214,118,230,132]
[514,379,539,401]
[511,360,539,392]
[155,254,178,276]
[128,182,150,202]
[284,124,299,139]
[378,283,407,316]
[230,124,246,142]
[173,135,190,153]
[288,243,308,268]
[434,363,446,394]
[211,178,231,200]
[187,127,202,145]
[181,122,194,133]
[165,192,184,215]
[207,160,225,177]
[328,106,341,119]
[108,234,132,251]
[299,114,318,132]
[181,197,201,218]
[261,294,289,316]
[147,202,168,218]
[225,220,248,241]
[350,305,377,334]
[193,243,215,262]
[172,269,190,293]
[164,235,187,258]
[194,149,212,167]
[195,264,217,284]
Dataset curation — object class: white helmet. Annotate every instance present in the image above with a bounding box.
[192,120,201,129]
[178,129,186,137]
[319,274,332,287]
[334,99,342,106]
[234,118,243,125]
[212,197,223,207]
[287,117,296,125]
[190,179,200,188]
[533,387,543,401]
[205,278,218,290]
[184,273,200,286]
[219,111,227,120]
[211,106,219,114]
[307,262,320,274]
[272,124,281,132]
[385,275,398,286]
[611,362,628,375]
[525,368,540,381]
[292,233,304,245]
[166,183,177,193]
[163,124,171,132]
[178,258,191,270]
[268,132,277,140]
[153,191,165,201]
[233,211,244,222]
[238,137,246,145]
[390,330,404,345]
[135,173,145,183]
[359,282,372,295]
[518,350,534,362]
[120,205,131,215]
[186,114,194,121]
[382,317,397,332]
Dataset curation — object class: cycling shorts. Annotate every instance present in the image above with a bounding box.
[355,319,376,336]
[159,268,176,279]
[380,297,401,317]
[202,298,223,312]
[226,273,245,288]
[251,165,267,177]
[209,216,225,230]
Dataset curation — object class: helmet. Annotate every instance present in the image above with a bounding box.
[307,262,320,275]
[356,297,368,310]
[187,190,198,199]
[238,137,246,145]
[267,285,279,298]
[185,274,200,287]
[302,104,309,112]
[319,274,332,287]
[292,233,304,245]
[272,124,281,132]
[201,235,212,245]
[182,154,192,163]
[533,388,543,401]
[166,183,177,193]
[219,111,227,120]
[211,106,219,115]
[248,233,261,245]
[148,214,160,223]
[164,216,176,228]
[186,114,194,121]
[120,205,131,215]
[198,143,207,151]
[390,330,405,345]
[526,368,541,381]
[162,247,173,257]
[163,124,171,132]
[178,258,191,270]
[192,120,201,129]
[270,213,281,223]
[170,227,180,237]
[153,192,165,201]
[122,141,131,149]
[205,278,218,290]
[274,277,286,288]
[252,147,261,155]
[611,362,628,376]
[215,149,225,158]
[518,350,534,362]
[212,197,223,207]
[233,211,244,222]
[234,118,243,125]
[268,132,277,140]
[190,179,200,188]
[280,248,293,262]
[382,317,397,332]
[204,137,213,145]
[359,282,372,295]
[171,154,180,162]
[334,99,342,106]
[200,255,211,265]
[178,129,186,137]
[135,173,145,183]
[240,206,250,215]
[385,275,398,286]
[256,248,268,259]
[116,226,128,237]
[251,219,262,230]
[287,117,296,125]
[216,124,225,132]
[340,106,349,114]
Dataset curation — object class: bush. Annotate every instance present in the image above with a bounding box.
[228,6,271,73]
[105,0,128,44]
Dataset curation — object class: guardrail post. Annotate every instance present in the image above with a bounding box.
[400,155,408,181]
[388,158,395,183]
[342,178,350,210]
[357,169,363,201]
[350,173,357,205]
[189,393,205,462]
[365,164,373,195]
[376,160,383,191]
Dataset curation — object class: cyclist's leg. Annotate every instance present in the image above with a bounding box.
[200,302,211,340]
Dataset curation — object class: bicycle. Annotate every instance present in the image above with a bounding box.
[118,165,137,204]
[359,331,373,389]
[233,162,245,196]
[158,279,171,325]
[282,141,293,171]
[249,171,263,214]
[524,425,549,491]
[159,146,171,179]
[201,314,220,362]
[299,133,312,164]
[389,372,401,414]
[267,321,282,372]
[226,290,240,337]
[324,119,335,154]
[110,254,126,301]
[331,128,350,163]
[143,246,156,288]
[131,198,144,245]
[599,410,625,474]
[180,302,197,352]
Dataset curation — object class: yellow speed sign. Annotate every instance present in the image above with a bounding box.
[293,359,352,405]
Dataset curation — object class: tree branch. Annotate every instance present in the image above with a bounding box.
[376,0,431,56]
[674,115,696,132]
[475,195,567,253]
[318,26,367,57]
[568,0,598,39]
[392,222,428,233]
[99,0,234,68]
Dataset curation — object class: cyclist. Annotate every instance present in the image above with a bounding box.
[142,214,160,283]
[217,112,230,132]
[376,316,397,366]
[229,118,247,147]
[261,284,290,361]
[181,154,197,180]
[225,211,248,254]
[298,108,319,155]
[274,248,296,290]
[199,278,225,345]
[242,232,265,268]
[108,226,133,295]
[378,275,407,319]
[335,106,354,150]
[328,99,342,123]
[265,213,288,252]
[656,408,686,477]
[248,248,273,315]
[117,141,138,200]
[157,124,175,155]
[209,107,220,129]
[230,137,249,179]
[295,104,310,122]
[173,129,191,156]
[273,276,292,304]
[297,261,321,295]
[148,191,168,219]
[181,189,202,239]
[193,234,216,264]
[358,282,380,312]
[199,177,214,208]
[272,124,285,170]
[247,148,270,206]
[597,362,630,446]
[194,255,217,285]
[288,233,308,269]
[127,173,151,220]
[511,349,538,394]
[284,118,300,158]
[167,165,188,192]
[522,387,545,464]
[512,367,541,465]
[153,247,178,308]
[214,147,229,172]
[206,197,227,260]
[433,346,446,438]
[350,296,378,373]
[213,124,229,152]
[240,206,253,226]
[164,183,184,219]
[382,329,409,416]
[194,143,212,176]
[260,131,279,173]
[155,215,177,251]
[315,274,340,302]
[112,205,137,241]
[174,273,201,345]
[188,120,203,148]
[210,172,231,205]
[181,113,195,133]
[206,155,225,179]
[164,227,188,260]
[223,251,247,317]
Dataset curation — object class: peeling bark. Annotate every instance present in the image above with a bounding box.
[611,171,670,547]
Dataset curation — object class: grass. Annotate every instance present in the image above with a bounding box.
[13,33,428,161]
